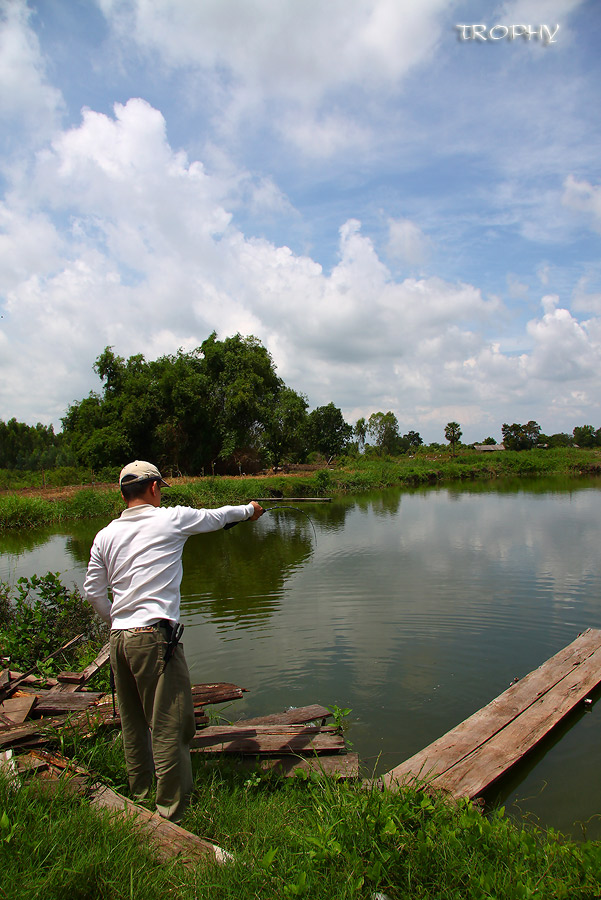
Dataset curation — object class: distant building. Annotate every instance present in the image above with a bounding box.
[474,443,505,452]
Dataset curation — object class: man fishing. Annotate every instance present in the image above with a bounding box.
[83,460,263,823]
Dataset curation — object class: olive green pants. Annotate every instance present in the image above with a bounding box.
[109,626,196,822]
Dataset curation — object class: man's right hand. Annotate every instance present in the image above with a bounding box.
[249,501,264,520]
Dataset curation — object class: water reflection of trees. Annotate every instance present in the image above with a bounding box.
[351,490,402,520]
[65,520,110,567]
[0,526,62,557]
[181,517,314,627]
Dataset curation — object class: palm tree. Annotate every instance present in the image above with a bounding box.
[444,421,462,456]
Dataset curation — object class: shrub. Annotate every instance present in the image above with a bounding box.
[0,573,108,673]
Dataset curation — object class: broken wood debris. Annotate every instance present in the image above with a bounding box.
[0,642,355,778]
[0,641,356,869]
[0,633,85,703]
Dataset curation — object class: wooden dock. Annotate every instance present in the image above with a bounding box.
[382,628,601,800]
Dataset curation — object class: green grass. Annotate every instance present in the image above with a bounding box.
[2,738,601,900]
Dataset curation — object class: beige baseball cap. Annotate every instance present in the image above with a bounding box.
[119,460,170,488]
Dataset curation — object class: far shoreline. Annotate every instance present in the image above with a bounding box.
[1,446,601,530]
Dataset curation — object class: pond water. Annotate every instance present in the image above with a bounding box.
[2,476,601,840]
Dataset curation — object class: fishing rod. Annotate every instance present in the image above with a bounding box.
[224,504,318,543]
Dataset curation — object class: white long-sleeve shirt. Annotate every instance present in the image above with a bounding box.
[84,502,255,629]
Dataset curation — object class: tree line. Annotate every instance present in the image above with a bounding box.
[2,334,601,474]
[3,334,355,474]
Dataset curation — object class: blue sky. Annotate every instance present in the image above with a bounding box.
[1,0,600,443]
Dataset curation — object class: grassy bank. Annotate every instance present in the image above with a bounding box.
[2,447,601,530]
[2,731,601,900]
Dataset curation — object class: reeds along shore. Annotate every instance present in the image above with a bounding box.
[1,447,600,530]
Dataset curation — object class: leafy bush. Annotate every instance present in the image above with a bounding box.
[0,573,108,673]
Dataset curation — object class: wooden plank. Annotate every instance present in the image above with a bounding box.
[6,672,57,687]
[192,724,344,754]
[11,748,230,867]
[78,643,111,683]
[31,691,104,716]
[57,671,86,684]
[54,642,111,693]
[88,783,232,865]
[0,695,35,726]
[241,752,359,779]
[234,704,332,726]
[383,628,601,788]
[15,756,49,775]
[18,748,90,776]
[0,714,68,747]
[383,628,601,798]
[197,724,338,737]
[191,683,247,705]
[435,645,601,799]
[97,709,209,729]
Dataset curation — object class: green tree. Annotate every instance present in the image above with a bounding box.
[261,387,308,469]
[545,433,573,448]
[367,411,400,454]
[200,332,281,466]
[62,334,296,474]
[307,403,352,459]
[0,418,62,470]
[501,421,541,451]
[444,421,462,456]
[398,430,423,452]
[354,417,367,453]
[573,425,597,448]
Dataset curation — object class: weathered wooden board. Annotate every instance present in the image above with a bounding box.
[31,691,104,716]
[436,646,601,799]
[0,713,68,747]
[88,783,232,866]
[78,643,111,682]
[8,749,230,867]
[383,628,601,799]
[192,724,345,754]
[0,695,35,726]
[53,642,111,693]
[57,671,86,684]
[191,683,247,705]
[234,704,332,726]
[241,752,359,779]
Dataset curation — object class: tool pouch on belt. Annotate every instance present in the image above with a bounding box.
[162,621,184,666]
